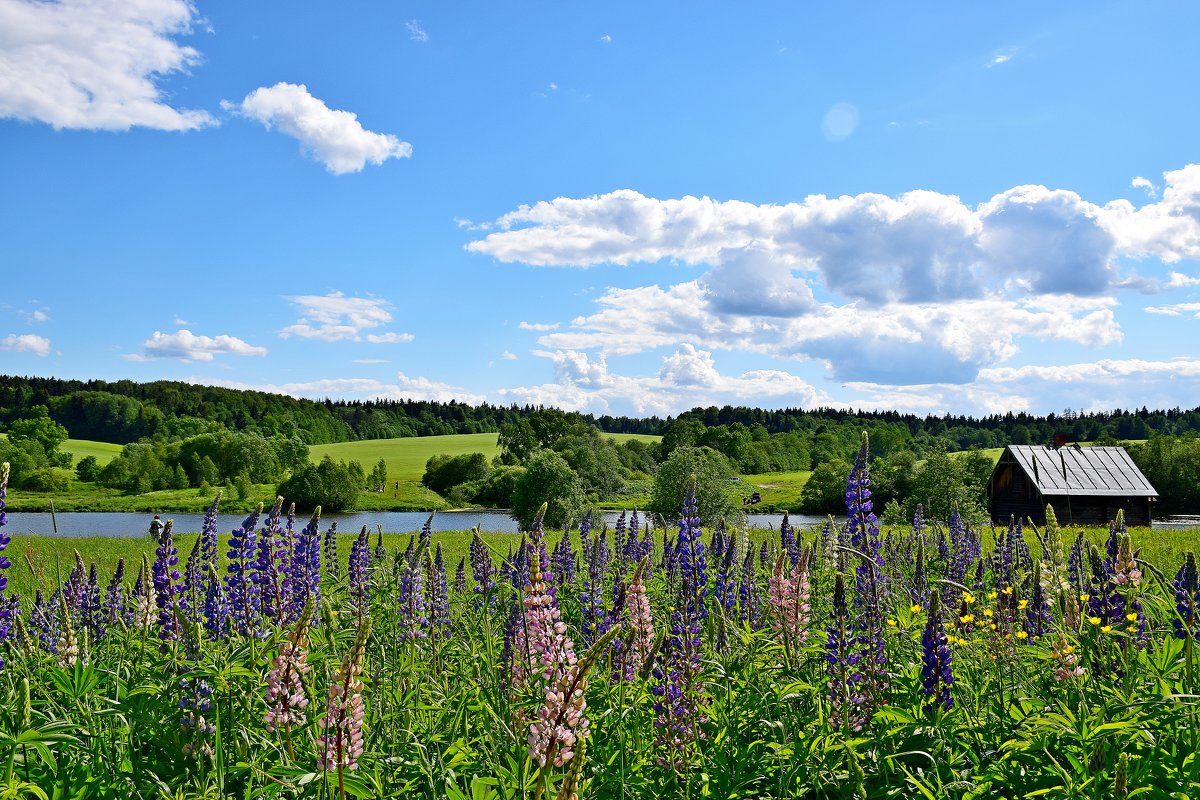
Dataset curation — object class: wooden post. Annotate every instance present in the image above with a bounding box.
[50,499,58,534]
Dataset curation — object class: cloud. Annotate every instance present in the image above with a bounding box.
[130,330,267,362]
[1131,176,1158,199]
[498,345,826,416]
[501,350,518,361]
[391,372,487,405]
[405,19,428,43]
[1118,270,1200,294]
[599,34,612,44]
[0,333,51,356]
[364,332,414,344]
[225,83,412,174]
[519,321,560,331]
[351,358,388,364]
[989,54,1011,67]
[172,316,190,326]
[1145,302,1200,318]
[0,0,213,131]
[280,292,412,343]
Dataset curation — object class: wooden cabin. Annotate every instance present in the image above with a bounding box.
[986,444,1157,526]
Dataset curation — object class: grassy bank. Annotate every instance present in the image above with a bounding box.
[10,520,1199,602]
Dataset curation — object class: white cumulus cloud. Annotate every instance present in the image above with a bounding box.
[405,20,428,43]
[131,330,267,362]
[0,333,51,356]
[0,0,213,131]
[280,292,412,343]
[225,83,412,174]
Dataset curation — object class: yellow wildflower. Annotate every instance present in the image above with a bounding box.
[962,592,976,605]
[1125,612,1138,622]
[1018,599,1029,610]
[1001,586,1014,596]
[983,609,994,618]
[887,618,897,627]
[1101,625,1113,633]
[910,604,922,614]
[1088,616,1102,626]
[1080,593,1090,602]
[1015,631,1029,640]
[960,614,976,624]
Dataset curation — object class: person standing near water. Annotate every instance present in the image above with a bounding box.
[149,514,163,540]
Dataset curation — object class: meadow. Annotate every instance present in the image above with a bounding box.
[4,440,1200,798]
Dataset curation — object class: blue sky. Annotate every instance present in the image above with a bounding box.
[2,1,1199,418]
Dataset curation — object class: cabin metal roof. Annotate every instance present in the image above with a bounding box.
[1003,445,1158,498]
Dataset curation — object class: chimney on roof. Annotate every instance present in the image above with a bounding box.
[1052,433,1067,449]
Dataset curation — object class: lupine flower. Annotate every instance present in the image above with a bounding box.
[1051,634,1085,681]
[202,562,229,639]
[713,530,739,651]
[615,558,655,682]
[419,512,433,552]
[768,547,812,661]
[1173,552,1200,640]
[199,493,221,574]
[780,512,798,566]
[552,528,578,588]
[845,433,887,724]
[288,508,322,623]
[83,562,104,641]
[55,592,82,668]
[610,511,626,573]
[348,527,371,619]
[651,487,708,770]
[134,554,158,633]
[264,600,314,737]
[179,677,216,760]
[396,539,428,643]
[102,558,127,633]
[580,522,610,646]
[318,618,371,772]
[0,464,12,665]
[151,519,184,642]
[454,557,467,594]
[426,543,451,641]
[471,528,497,609]
[323,521,340,581]
[738,547,761,629]
[373,526,386,563]
[920,589,954,712]
[509,505,576,692]
[826,573,859,730]
[30,589,58,654]
[225,504,263,637]
[254,498,290,626]
[179,537,205,627]
[910,535,929,608]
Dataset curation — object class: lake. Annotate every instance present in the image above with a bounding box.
[5,510,1200,538]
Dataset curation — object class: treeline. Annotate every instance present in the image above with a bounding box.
[3,373,1200,452]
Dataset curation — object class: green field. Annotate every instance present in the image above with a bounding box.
[741,470,813,510]
[60,437,123,466]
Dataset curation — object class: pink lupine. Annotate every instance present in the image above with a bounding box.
[319,618,370,775]
[768,547,811,657]
[616,558,655,681]
[264,601,314,747]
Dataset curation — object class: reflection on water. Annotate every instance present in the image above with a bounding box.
[7,510,1200,538]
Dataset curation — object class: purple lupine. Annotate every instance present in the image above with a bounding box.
[419,512,433,552]
[225,504,263,637]
[199,493,221,574]
[551,529,577,588]
[102,558,127,633]
[845,432,887,724]
[625,509,642,565]
[650,487,708,770]
[470,528,496,609]
[920,589,954,713]
[373,526,386,564]
[63,553,89,621]
[0,463,12,662]
[427,543,451,642]
[580,524,610,646]
[1173,552,1200,640]
[759,539,771,571]
[713,529,738,651]
[179,677,216,761]
[911,536,929,608]
[253,497,290,626]
[322,521,340,581]
[1067,530,1086,595]
[396,540,428,643]
[30,590,57,654]
[203,563,229,639]
[738,547,761,629]
[152,519,184,642]
[348,527,371,620]
[780,512,798,566]
[612,511,627,572]
[453,557,467,594]
[826,572,856,729]
[180,537,205,627]
[288,508,322,624]
[1025,564,1054,640]
[83,562,104,641]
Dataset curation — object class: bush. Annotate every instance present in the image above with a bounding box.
[422,452,490,495]
[798,459,853,515]
[648,445,739,525]
[24,467,72,493]
[277,456,360,512]
[510,451,584,531]
[75,455,103,482]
